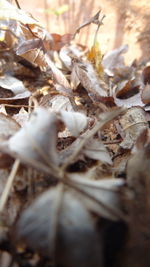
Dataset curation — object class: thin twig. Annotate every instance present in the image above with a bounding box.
[14,0,21,9]
[0,159,20,212]
[73,10,101,40]
[103,139,122,145]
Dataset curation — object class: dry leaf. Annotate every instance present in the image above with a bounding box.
[51,33,73,51]
[0,112,20,141]
[45,54,72,90]
[13,107,29,127]
[16,38,47,68]
[8,107,59,168]
[59,108,125,164]
[0,1,150,265]
[119,107,148,149]
[102,45,128,76]
[74,59,108,98]
[49,95,74,112]
[0,75,28,95]
[59,47,72,70]
[0,75,31,102]
[116,79,140,99]
[16,185,103,267]
[70,65,80,89]
[70,177,125,221]
[114,92,144,108]
[83,138,112,164]
[60,111,88,137]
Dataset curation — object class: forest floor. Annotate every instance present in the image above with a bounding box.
[1,1,150,267]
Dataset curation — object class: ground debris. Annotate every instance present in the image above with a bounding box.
[0,2,150,267]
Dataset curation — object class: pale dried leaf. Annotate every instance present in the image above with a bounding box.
[70,66,80,89]
[84,138,112,164]
[13,107,29,127]
[0,90,31,101]
[71,177,125,220]
[0,113,20,142]
[55,84,74,98]
[59,48,72,70]
[74,60,108,97]
[56,190,102,267]
[0,75,28,95]
[49,95,74,112]
[59,108,125,164]
[45,54,71,89]
[114,92,144,108]
[17,43,47,69]
[102,45,128,76]
[17,185,102,266]
[8,107,58,166]
[16,38,43,56]
[119,107,148,149]
[60,111,88,137]
[0,105,7,115]
[17,186,62,255]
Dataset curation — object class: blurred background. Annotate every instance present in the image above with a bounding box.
[19,0,150,63]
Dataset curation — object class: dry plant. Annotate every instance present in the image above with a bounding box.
[0,0,150,267]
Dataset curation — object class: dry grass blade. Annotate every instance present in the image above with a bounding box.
[0,159,20,212]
